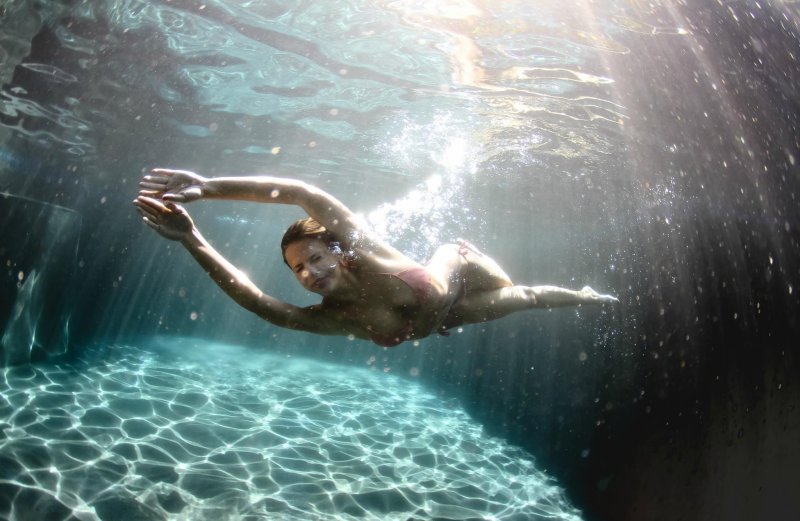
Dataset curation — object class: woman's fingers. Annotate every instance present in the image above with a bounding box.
[135,204,158,221]
[134,203,161,232]
[140,174,169,184]
[163,200,185,214]
[134,195,171,216]
[133,202,160,223]
[142,216,159,230]
[161,193,185,202]
[134,195,162,209]
[134,196,188,221]
[149,168,178,179]
[139,181,165,190]
[145,167,200,182]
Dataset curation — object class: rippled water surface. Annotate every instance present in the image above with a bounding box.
[1,0,655,255]
[3,0,635,161]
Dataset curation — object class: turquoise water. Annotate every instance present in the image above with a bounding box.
[2,1,799,520]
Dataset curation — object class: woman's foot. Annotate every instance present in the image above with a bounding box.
[578,286,619,304]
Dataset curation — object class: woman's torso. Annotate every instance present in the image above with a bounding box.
[322,263,462,345]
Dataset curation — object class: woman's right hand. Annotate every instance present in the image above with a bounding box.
[139,168,208,203]
[133,196,195,242]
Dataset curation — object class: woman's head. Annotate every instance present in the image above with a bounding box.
[281,218,348,296]
[281,217,336,265]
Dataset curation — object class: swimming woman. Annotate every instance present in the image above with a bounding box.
[134,168,617,347]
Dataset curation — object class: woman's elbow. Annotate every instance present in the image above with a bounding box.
[249,298,297,329]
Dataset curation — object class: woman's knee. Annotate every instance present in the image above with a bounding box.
[433,243,462,257]
[428,244,465,266]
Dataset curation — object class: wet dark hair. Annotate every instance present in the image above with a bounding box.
[280,217,338,266]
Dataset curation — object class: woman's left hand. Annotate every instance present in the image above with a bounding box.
[133,195,195,241]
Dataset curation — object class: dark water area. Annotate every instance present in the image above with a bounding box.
[2,1,799,520]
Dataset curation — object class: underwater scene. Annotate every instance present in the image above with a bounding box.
[1,1,798,520]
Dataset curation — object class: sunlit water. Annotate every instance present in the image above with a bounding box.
[2,1,799,520]
[0,340,580,520]
[1,0,642,259]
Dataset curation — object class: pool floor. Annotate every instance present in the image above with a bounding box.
[0,339,580,520]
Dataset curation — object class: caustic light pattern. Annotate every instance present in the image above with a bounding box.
[0,341,581,520]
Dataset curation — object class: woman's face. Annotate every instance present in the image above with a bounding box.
[283,238,344,295]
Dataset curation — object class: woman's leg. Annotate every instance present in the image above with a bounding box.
[448,285,618,325]
[426,242,618,328]
[425,241,513,295]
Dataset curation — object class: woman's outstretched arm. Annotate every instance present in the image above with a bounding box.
[139,168,360,242]
[133,195,347,335]
[139,168,415,270]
